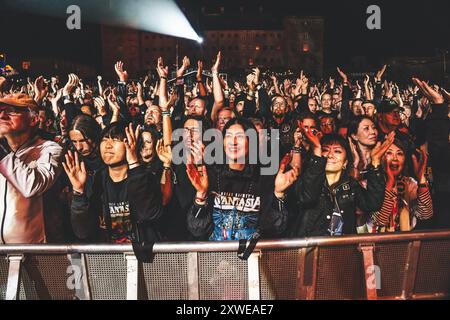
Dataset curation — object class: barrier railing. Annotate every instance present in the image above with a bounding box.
[1,230,449,300]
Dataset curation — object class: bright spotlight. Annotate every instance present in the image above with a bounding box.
[197,37,204,44]
[6,0,203,41]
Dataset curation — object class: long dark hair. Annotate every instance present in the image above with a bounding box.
[137,124,159,160]
[69,114,102,155]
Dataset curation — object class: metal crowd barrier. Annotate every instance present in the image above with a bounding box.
[1,230,449,300]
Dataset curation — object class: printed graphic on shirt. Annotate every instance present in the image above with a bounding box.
[213,192,261,213]
[108,201,132,243]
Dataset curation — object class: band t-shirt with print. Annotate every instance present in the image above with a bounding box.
[101,177,133,243]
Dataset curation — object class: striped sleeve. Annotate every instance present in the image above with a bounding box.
[371,189,396,226]
[414,185,433,220]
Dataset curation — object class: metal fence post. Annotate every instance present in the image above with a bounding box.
[124,253,138,300]
[6,254,24,300]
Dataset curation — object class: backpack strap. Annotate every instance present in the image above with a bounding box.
[237,232,260,261]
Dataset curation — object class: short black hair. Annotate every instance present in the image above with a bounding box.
[321,133,353,171]
[100,121,127,142]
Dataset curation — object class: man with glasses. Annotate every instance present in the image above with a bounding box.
[0,93,63,243]
[266,95,297,157]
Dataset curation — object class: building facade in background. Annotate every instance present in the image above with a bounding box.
[101,16,324,78]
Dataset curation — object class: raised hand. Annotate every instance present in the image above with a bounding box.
[114,61,129,82]
[211,52,221,74]
[161,90,177,112]
[196,60,204,81]
[62,150,87,193]
[412,144,428,184]
[275,153,300,198]
[329,76,335,88]
[106,94,120,115]
[156,57,169,79]
[371,131,395,167]
[252,67,261,85]
[442,88,450,104]
[375,64,387,82]
[156,139,172,167]
[186,163,208,196]
[63,73,80,97]
[348,137,360,168]
[50,89,63,104]
[176,56,190,78]
[188,141,205,166]
[293,127,303,148]
[363,74,370,87]
[412,78,445,104]
[124,123,140,165]
[336,67,348,84]
[301,123,322,153]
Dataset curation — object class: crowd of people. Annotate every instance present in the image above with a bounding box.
[0,51,448,251]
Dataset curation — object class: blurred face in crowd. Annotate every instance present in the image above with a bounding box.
[321,93,332,111]
[308,98,318,113]
[0,104,38,136]
[224,124,248,163]
[380,109,401,128]
[352,100,363,116]
[38,110,46,130]
[144,105,161,126]
[352,118,378,148]
[271,96,288,119]
[320,117,336,135]
[332,93,341,107]
[216,108,234,132]
[362,102,376,117]
[129,105,139,118]
[384,143,405,177]
[139,131,154,163]
[299,118,317,131]
[235,100,245,116]
[183,119,202,148]
[69,130,96,157]
[59,109,68,136]
[100,135,126,166]
[187,97,206,116]
[322,142,348,174]
[400,105,412,123]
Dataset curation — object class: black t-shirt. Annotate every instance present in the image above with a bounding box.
[103,176,133,243]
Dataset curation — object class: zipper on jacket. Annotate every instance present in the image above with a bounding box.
[1,180,7,244]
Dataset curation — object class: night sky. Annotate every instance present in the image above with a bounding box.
[0,0,449,71]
